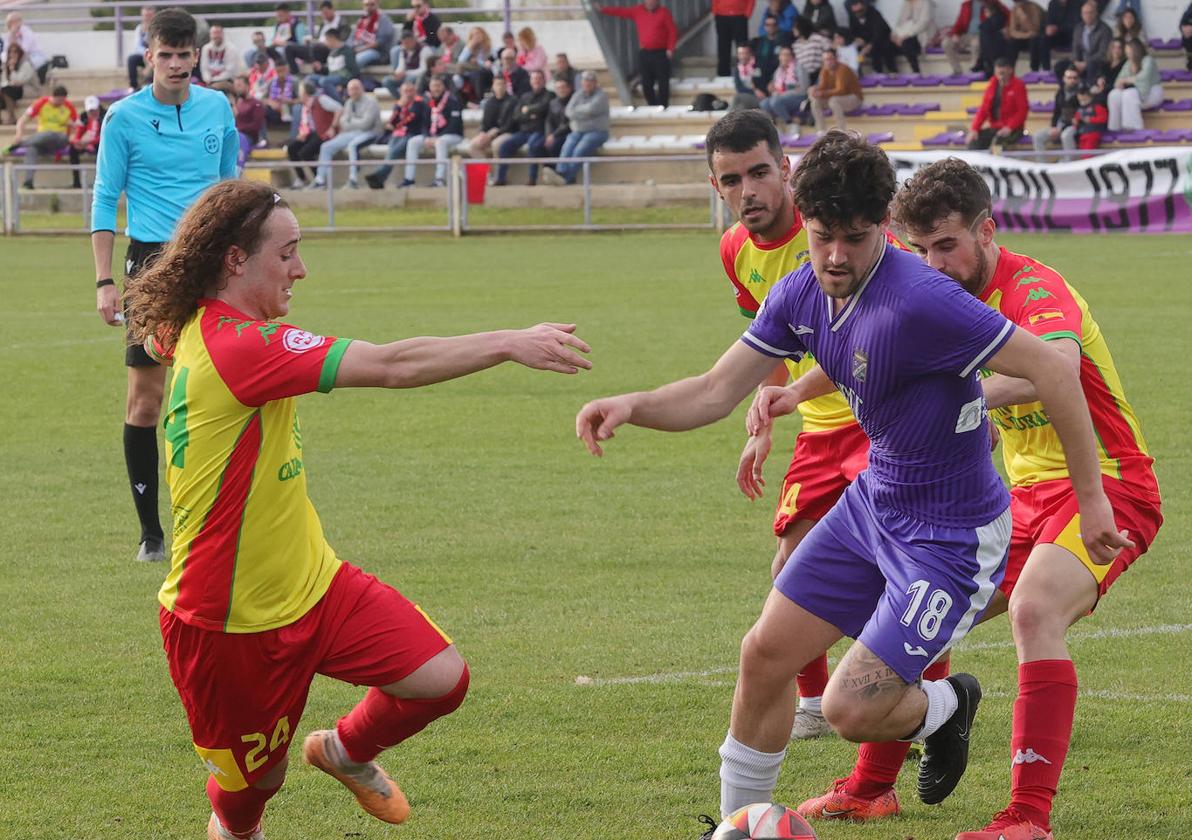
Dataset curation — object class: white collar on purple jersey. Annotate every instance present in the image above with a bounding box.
[828,240,889,333]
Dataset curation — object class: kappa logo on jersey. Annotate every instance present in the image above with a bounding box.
[1025,287,1056,302]
[282,328,326,354]
[955,396,986,434]
[203,759,227,776]
[852,347,868,382]
[748,268,765,285]
[1012,748,1052,765]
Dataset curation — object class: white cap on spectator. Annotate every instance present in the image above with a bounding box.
[85,95,101,111]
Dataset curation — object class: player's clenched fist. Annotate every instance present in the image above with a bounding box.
[97,283,122,326]
[746,385,802,437]
[575,396,635,457]
[507,323,592,374]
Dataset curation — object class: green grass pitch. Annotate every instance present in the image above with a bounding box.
[0,231,1188,839]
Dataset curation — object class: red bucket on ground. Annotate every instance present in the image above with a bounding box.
[465,163,489,204]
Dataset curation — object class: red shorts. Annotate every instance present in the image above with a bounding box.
[1000,475,1163,600]
[773,422,870,536]
[160,562,452,791]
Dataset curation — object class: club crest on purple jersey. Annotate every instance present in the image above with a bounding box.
[852,347,869,382]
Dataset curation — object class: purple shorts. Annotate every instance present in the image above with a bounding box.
[775,473,1010,683]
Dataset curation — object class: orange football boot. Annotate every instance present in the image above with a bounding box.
[797,778,901,822]
[955,808,1055,840]
[303,729,411,824]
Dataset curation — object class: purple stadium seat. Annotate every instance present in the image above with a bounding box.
[859,74,883,87]
[790,134,816,148]
[910,75,944,87]
[1113,131,1147,143]
[925,45,945,55]
[1174,70,1192,82]
[98,88,128,105]
[1154,128,1192,143]
[963,71,987,82]
[941,75,970,86]
[865,104,900,116]
[844,107,864,117]
[921,131,952,147]
[867,131,895,144]
[877,76,912,87]
[1162,99,1192,112]
[1029,100,1052,113]
[1148,37,1165,49]
[967,105,978,114]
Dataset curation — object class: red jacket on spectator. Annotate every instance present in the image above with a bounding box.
[950,0,1011,37]
[971,73,1028,131]
[600,4,678,51]
[712,0,755,18]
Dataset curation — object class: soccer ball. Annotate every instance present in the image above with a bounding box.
[712,803,817,839]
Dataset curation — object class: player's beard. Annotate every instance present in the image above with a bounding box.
[954,244,989,295]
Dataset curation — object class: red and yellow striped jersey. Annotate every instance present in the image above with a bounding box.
[153,299,352,633]
[981,248,1157,493]
[720,213,855,432]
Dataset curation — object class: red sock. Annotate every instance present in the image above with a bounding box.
[337,665,470,764]
[796,654,829,699]
[206,776,279,838]
[844,657,951,798]
[1008,659,1077,832]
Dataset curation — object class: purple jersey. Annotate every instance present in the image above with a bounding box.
[743,244,1015,528]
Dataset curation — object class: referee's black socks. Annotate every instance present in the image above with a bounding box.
[124,423,164,543]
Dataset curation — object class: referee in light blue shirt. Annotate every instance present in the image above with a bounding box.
[91,7,238,563]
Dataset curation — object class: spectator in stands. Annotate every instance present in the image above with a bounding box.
[365,79,429,188]
[1093,35,1127,93]
[792,17,830,87]
[890,0,935,75]
[287,79,341,187]
[311,27,360,100]
[388,30,434,95]
[598,0,677,108]
[404,74,463,186]
[516,27,548,73]
[269,4,304,64]
[1071,0,1111,84]
[497,31,517,62]
[1007,0,1046,71]
[832,29,861,70]
[3,13,49,85]
[201,25,244,94]
[976,0,1012,77]
[802,0,837,37]
[542,76,573,173]
[68,95,102,188]
[968,55,1027,148]
[496,47,531,97]
[286,0,342,74]
[406,0,442,49]
[544,70,610,185]
[1113,7,1143,43]
[249,51,279,100]
[1071,81,1107,150]
[468,75,517,156]
[494,68,553,186]
[456,27,495,101]
[760,46,807,128]
[808,47,862,131]
[312,78,382,188]
[231,75,266,163]
[1032,64,1080,155]
[734,44,767,101]
[553,53,577,87]
[245,31,270,67]
[417,54,454,94]
[11,84,77,189]
[846,0,897,74]
[713,0,755,78]
[1,43,37,125]
[1042,0,1082,70]
[943,0,1009,76]
[1107,37,1160,131]
[1182,2,1192,72]
[439,26,464,65]
[263,61,300,140]
[353,0,396,67]
[127,7,156,91]
[761,0,798,37]
[754,17,794,85]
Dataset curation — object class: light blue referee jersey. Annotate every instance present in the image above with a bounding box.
[91,84,238,243]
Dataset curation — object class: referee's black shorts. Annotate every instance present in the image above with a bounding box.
[123,238,166,367]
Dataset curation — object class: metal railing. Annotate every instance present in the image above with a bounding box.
[2,154,722,235]
[15,0,587,66]
[581,0,711,107]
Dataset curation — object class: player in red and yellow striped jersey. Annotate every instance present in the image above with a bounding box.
[794,158,1161,840]
[126,181,591,840]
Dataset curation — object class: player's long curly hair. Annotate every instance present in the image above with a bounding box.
[125,180,289,351]
[791,131,895,229]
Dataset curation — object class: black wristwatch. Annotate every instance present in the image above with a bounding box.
[96,278,116,288]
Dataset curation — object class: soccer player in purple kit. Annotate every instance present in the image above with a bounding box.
[574,132,1129,831]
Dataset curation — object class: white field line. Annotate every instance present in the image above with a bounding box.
[663,683,1192,703]
[1,336,112,352]
[576,623,1192,688]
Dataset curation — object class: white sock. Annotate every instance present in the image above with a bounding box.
[718,731,786,818]
[908,678,958,742]
[797,696,822,713]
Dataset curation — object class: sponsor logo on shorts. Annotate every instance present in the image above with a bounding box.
[903,643,929,657]
[282,328,326,354]
[1012,748,1052,765]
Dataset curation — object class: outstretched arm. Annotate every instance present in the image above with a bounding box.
[984,327,1131,564]
[334,322,591,389]
[575,341,777,456]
